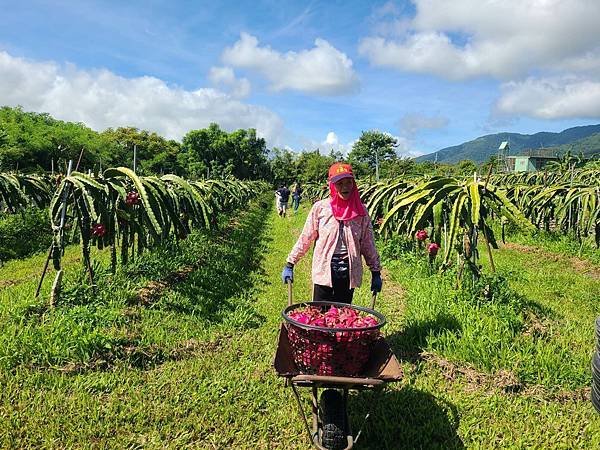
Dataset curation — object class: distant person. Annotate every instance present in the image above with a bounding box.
[291,181,303,213]
[275,185,291,217]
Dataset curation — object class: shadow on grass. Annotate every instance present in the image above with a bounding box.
[157,201,271,327]
[348,386,464,449]
[386,314,462,362]
[115,201,273,369]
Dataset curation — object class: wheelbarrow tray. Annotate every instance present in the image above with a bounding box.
[273,324,403,388]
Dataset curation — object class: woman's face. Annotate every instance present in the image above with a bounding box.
[334,177,354,200]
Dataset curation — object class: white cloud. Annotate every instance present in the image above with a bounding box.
[222,32,359,95]
[398,113,448,137]
[372,132,424,158]
[324,131,339,145]
[496,76,600,119]
[207,66,251,98]
[0,51,284,143]
[370,1,412,37]
[320,132,355,156]
[359,0,600,80]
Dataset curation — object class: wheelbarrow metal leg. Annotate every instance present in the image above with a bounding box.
[353,386,385,445]
[312,386,319,436]
[291,383,314,444]
[343,389,351,436]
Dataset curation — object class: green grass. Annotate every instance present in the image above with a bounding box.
[500,226,600,266]
[376,234,600,448]
[1,200,599,448]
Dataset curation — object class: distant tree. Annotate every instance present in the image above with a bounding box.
[296,150,336,183]
[414,161,437,176]
[181,123,268,180]
[480,155,499,175]
[100,127,183,175]
[0,106,107,172]
[269,147,297,186]
[327,148,344,161]
[456,159,477,176]
[0,128,8,147]
[348,131,398,178]
[228,128,270,179]
[379,156,417,179]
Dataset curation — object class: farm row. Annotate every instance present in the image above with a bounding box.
[1,200,599,447]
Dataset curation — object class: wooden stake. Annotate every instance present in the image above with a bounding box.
[35,245,53,298]
[37,160,72,302]
[50,270,63,307]
[76,147,84,171]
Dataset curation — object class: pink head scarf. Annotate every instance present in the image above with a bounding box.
[328,163,367,221]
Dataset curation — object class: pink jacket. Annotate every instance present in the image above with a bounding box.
[287,199,381,288]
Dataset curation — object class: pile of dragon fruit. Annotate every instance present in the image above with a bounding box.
[286,305,381,376]
[288,305,379,329]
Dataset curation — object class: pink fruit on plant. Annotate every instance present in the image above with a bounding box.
[415,229,428,241]
[125,191,141,206]
[427,242,441,256]
[91,223,106,237]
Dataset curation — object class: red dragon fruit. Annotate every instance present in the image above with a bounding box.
[415,229,428,241]
[427,242,441,257]
[91,223,106,237]
[125,191,140,206]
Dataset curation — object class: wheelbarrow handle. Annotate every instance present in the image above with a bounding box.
[287,279,293,307]
[370,291,377,310]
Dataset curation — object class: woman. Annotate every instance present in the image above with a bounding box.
[291,181,302,212]
[281,163,382,303]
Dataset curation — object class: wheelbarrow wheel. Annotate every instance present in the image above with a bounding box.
[320,389,347,450]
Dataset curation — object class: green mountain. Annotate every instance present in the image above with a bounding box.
[416,124,600,163]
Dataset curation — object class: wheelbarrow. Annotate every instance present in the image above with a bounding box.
[273,281,403,449]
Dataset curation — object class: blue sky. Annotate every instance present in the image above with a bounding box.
[1,0,600,157]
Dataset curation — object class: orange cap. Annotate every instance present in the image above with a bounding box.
[328,163,354,183]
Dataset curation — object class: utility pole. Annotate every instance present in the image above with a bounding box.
[133,144,137,173]
[372,142,380,182]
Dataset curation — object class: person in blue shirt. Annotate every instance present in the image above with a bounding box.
[275,185,291,217]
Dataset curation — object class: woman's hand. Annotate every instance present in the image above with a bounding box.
[281,263,294,283]
[370,271,382,293]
